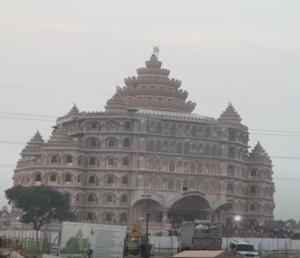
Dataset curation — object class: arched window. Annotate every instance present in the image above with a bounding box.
[64,193,70,203]
[211,146,218,157]
[108,139,116,148]
[106,195,113,202]
[204,145,210,156]
[184,143,190,155]
[122,176,128,185]
[190,162,196,173]
[90,123,98,130]
[205,127,211,138]
[120,212,127,222]
[229,132,236,141]
[86,213,94,221]
[250,186,257,196]
[155,141,162,152]
[250,169,257,178]
[124,121,132,131]
[87,194,94,202]
[108,121,117,131]
[191,125,197,137]
[107,158,115,167]
[249,203,256,211]
[50,155,58,164]
[89,157,96,166]
[156,123,162,134]
[177,142,183,154]
[50,174,57,182]
[228,166,235,176]
[88,176,95,184]
[66,155,73,165]
[90,139,97,148]
[227,184,234,193]
[123,158,129,166]
[65,174,71,184]
[35,174,41,182]
[121,195,127,203]
[169,160,175,172]
[170,124,177,135]
[147,140,155,152]
[123,138,130,148]
[228,147,235,159]
[105,213,112,222]
[107,176,114,185]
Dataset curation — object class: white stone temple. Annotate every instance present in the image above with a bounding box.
[12,52,275,232]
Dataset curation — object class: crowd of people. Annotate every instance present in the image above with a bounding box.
[222,224,300,239]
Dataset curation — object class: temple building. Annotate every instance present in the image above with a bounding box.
[12,52,275,232]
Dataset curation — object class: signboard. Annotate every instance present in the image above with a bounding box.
[193,238,222,250]
[59,222,127,258]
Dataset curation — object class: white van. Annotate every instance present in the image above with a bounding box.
[228,240,260,258]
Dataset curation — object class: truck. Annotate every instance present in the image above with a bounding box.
[180,220,222,251]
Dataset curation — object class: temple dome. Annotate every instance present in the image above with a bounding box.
[117,53,196,113]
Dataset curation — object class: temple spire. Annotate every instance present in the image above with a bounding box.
[67,103,79,115]
[21,131,44,154]
[105,87,127,113]
[219,102,242,123]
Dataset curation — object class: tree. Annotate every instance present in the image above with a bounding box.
[5,185,76,230]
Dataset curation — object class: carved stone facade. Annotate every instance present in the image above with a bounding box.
[12,53,275,230]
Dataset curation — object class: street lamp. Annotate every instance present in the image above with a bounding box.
[234,215,241,222]
[145,201,150,258]
[234,215,241,237]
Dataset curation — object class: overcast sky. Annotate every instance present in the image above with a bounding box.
[0,0,299,220]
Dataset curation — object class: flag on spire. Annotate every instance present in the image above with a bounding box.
[153,45,159,56]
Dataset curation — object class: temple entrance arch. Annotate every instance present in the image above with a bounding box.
[168,194,211,222]
[132,199,164,223]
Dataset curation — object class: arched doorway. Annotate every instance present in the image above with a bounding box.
[168,195,211,222]
[132,199,163,223]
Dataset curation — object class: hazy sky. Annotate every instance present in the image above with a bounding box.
[0,0,299,220]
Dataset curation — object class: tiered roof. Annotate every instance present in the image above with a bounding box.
[47,125,72,146]
[21,131,44,154]
[117,53,196,113]
[67,104,79,116]
[219,102,242,123]
[249,141,272,164]
[105,89,127,112]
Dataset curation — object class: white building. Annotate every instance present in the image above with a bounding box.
[12,53,275,231]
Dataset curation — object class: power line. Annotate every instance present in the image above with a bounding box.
[0,84,109,96]
[0,112,57,118]
[196,99,300,110]
[2,111,300,138]
[250,133,300,137]
[0,141,26,145]
[0,116,54,122]
[251,129,300,134]
[1,84,300,110]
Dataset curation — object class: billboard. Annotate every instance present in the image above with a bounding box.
[59,222,127,258]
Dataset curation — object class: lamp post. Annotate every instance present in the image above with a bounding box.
[35,207,40,250]
[234,215,241,237]
[145,200,150,258]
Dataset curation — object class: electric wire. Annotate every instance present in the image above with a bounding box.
[1,83,300,110]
